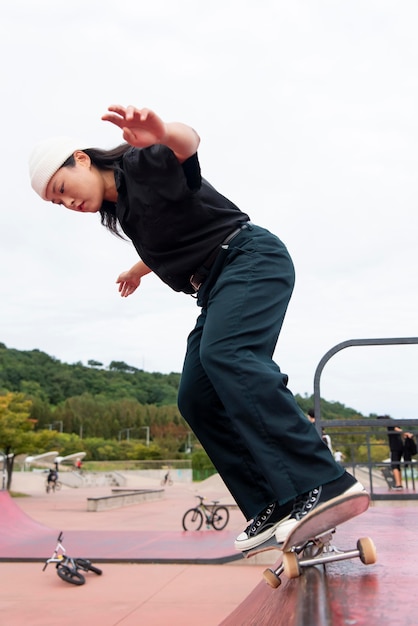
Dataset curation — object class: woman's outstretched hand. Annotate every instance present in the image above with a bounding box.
[102,104,200,162]
[102,105,167,148]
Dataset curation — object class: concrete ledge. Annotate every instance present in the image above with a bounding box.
[220,562,303,626]
[221,557,369,626]
[87,489,164,512]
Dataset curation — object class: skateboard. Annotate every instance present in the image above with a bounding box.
[243,492,376,589]
[381,466,396,489]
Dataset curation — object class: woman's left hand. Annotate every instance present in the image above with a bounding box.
[116,272,141,297]
[116,260,152,297]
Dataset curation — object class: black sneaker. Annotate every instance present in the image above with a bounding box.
[234,500,294,551]
[275,471,366,543]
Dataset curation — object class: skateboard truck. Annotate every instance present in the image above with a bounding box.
[263,532,376,588]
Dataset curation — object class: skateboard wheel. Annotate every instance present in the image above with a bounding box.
[283,552,300,579]
[263,568,281,588]
[357,537,377,565]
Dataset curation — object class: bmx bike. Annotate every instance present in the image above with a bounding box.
[161,471,173,486]
[43,532,102,585]
[182,495,230,531]
[45,479,62,493]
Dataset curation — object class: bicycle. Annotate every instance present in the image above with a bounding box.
[43,532,103,585]
[182,495,230,531]
[161,471,173,486]
[45,479,62,493]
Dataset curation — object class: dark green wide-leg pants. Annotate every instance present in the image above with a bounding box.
[178,224,343,520]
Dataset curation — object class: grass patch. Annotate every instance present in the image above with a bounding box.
[81,459,191,472]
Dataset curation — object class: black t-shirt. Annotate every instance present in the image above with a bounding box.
[115,145,250,293]
[387,426,404,452]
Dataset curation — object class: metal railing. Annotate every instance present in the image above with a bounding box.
[312,336,418,500]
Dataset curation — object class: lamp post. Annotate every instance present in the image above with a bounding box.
[46,421,64,433]
[118,428,135,441]
[140,426,150,446]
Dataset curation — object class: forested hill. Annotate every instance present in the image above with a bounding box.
[0,342,371,422]
[0,342,180,407]
[0,342,377,455]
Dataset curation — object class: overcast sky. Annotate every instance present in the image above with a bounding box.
[1,1,417,420]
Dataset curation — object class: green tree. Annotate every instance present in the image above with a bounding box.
[0,393,34,489]
[109,361,139,374]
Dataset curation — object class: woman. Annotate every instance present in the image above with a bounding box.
[29,104,365,550]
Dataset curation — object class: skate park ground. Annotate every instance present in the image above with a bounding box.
[1,469,417,625]
[0,471,264,626]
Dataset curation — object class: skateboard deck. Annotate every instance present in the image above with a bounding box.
[242,491,369,560]
[279,491,370,551]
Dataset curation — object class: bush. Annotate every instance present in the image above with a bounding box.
[191,450,216,481]
[191,450,215,471]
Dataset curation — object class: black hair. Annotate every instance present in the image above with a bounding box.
[61,143,130,238]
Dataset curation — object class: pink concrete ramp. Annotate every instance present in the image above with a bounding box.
[0,491,241,564]
[0,490,54,536]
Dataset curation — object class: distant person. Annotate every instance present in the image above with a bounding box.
[334,449,344,464]
[75,458,83,470]
[387,425,405,490]
[47,468,58,486]
[378,415,412,490]
[306,409,333,453]
[161,470,173,486]
[29,103,366,553]
[322,428,333,454]
[307,408,316,424]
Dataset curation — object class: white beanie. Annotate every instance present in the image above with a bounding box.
[29,137,87,200]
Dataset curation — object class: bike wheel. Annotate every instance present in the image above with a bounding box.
[55,481,62,491]
[212,506,230,530]
[182,508,203,531]
[56,564,85,585]
[75,558,103,575]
